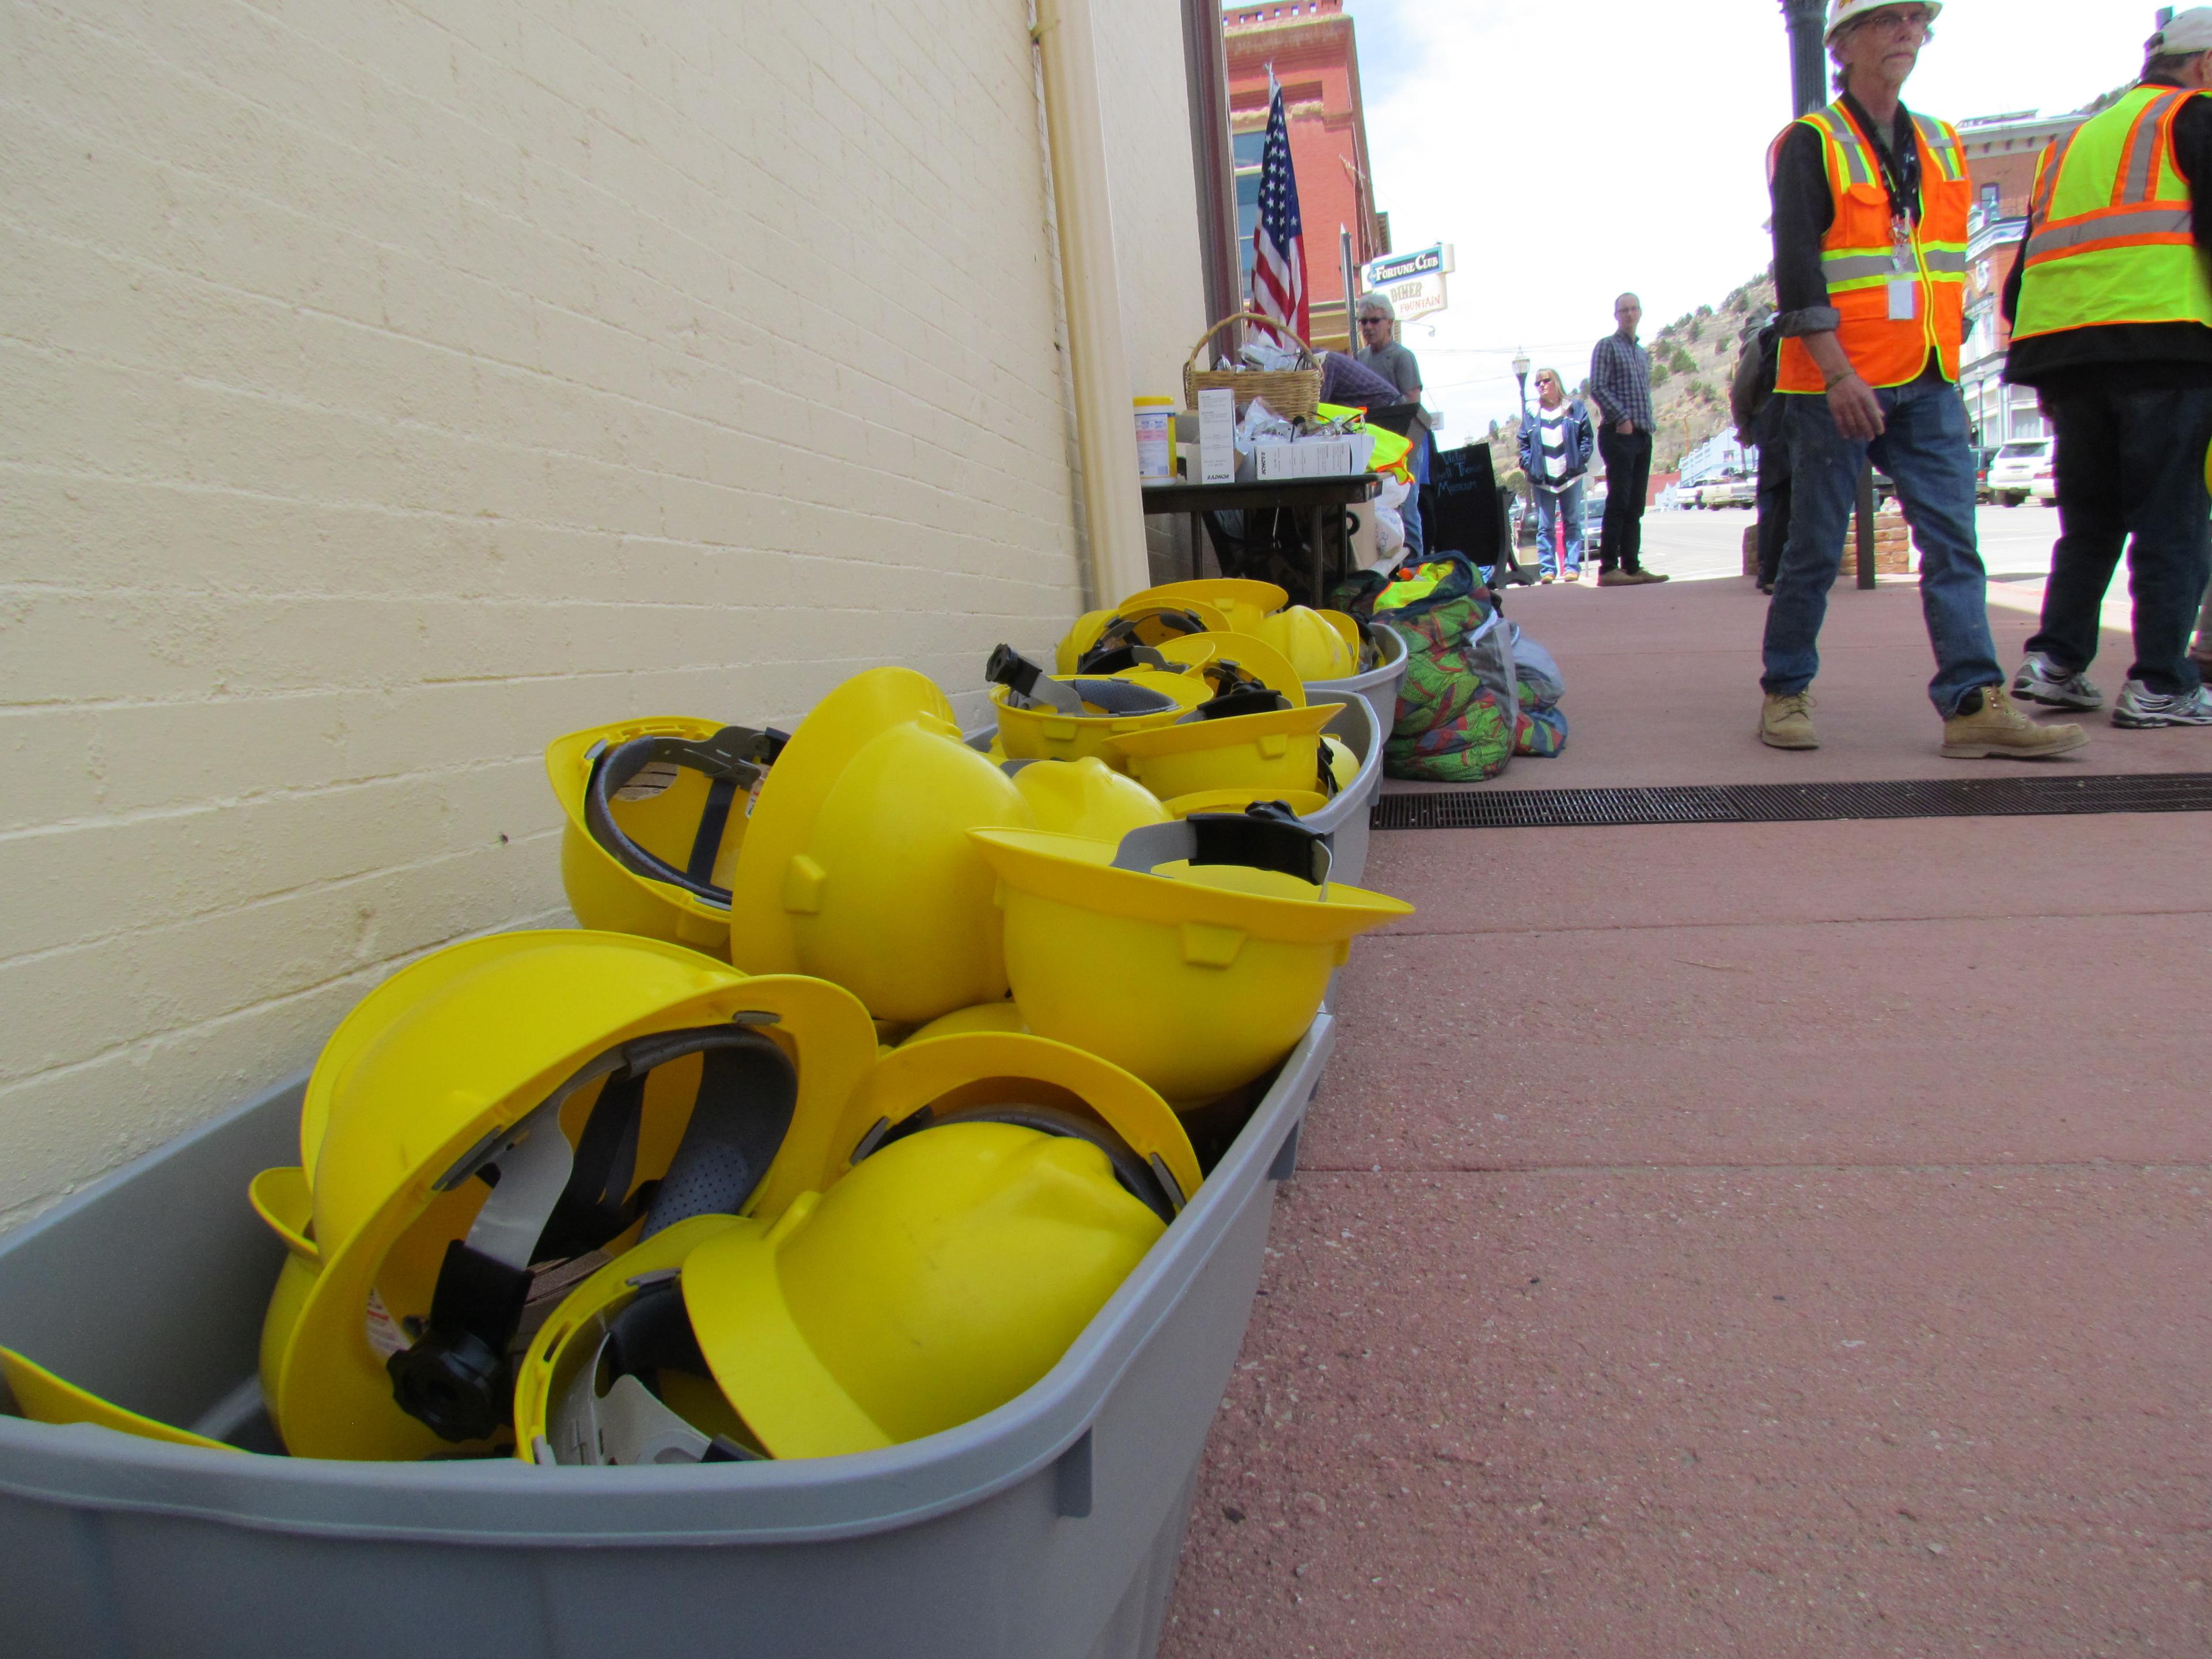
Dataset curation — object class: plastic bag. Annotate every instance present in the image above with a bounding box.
[1372,475,1409,564]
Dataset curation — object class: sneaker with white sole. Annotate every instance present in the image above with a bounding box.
[2012,654,2104,712]
[2111,679,2212,728]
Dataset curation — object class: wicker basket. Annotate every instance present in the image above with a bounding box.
[1183,312,1324,422]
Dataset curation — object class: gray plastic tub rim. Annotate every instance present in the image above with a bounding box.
[0,1016,1332,1548]
[1304,618,1407,722]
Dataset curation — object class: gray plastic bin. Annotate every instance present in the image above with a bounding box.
[964,688,1382,888]
[0,1016,1334,1658]
[1305,620,1407,743]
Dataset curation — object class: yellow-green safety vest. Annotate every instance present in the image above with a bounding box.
[2014,84,2212,340]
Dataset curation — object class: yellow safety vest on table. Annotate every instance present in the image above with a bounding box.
[2013,85,2212,342]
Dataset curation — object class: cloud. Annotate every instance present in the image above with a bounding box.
[1344,0,2145,431]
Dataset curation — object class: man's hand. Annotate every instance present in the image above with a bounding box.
[1826,372,1885,442]
[1615,418,1633,435]
[1800,330,1883,441]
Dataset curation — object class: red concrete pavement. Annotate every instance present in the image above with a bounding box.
[1161,570,2212,1657]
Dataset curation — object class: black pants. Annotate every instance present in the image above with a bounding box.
[1597,427,1652,572]
[1754,403,1793,587]
[2025,386,2212,695]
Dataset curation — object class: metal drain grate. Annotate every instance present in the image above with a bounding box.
[1372,773,2212,831]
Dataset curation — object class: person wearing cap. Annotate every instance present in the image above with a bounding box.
[1758,0,2088,758]
[1355,292,1430,556]
[2000,10,2212,729]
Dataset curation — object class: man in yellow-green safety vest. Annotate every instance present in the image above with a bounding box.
[2002,8,2212,728]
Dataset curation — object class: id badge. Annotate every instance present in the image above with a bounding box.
[1887,279,1918,321]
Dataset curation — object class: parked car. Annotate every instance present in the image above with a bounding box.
[1582,487,1607,554]
[1988,438,2054,506]
[1972,444,1999,503]
[1702,475,1755,509]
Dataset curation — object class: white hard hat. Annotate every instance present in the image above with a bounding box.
[2149,8,2212,55]
[1825,0,1942,44]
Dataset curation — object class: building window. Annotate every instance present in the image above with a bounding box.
[1233,131,1266,278]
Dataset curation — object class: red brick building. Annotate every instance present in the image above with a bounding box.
[1223,1,1387,350]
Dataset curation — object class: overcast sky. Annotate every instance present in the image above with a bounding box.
[1344,0,2162,433]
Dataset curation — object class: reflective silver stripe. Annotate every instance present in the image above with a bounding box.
[1922,249,1968,274]
[2032,132,2075,224]
[2027,204,2196,259]
[1813,109,1873,186]
[2119,91,2186,206]
[1912,115,1962,180]
[1821,253,1897,282]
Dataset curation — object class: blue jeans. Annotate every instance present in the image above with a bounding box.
[1762,374,2002,717]
[1400,432,1429,556]
[1534,480,1585,576]
[2026,387,2212,695]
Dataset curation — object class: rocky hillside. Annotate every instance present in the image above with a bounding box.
[1486,271,1777,497]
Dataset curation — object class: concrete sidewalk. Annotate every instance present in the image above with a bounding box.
[1161,569,2211,1657]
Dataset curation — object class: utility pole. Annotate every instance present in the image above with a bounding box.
[1783,0,1879,588]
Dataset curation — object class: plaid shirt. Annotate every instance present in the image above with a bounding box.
[1590,332,1655,433]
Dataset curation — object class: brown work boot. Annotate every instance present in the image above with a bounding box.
[1759,691,1819,749]
[1596,567,1635,587]
[1630,569,1672,584]
[1940,684,2089,760]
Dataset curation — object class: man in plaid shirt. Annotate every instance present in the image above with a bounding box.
[1589,294,1669,585]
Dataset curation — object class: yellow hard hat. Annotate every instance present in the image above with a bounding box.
[1104,700,1343,803]
[1253,607,1357,681]
[1322,734,1359,791]
[824,1029,1202,1210]
[972,808,1413,1101]
[257,931,876,1461]
[1007,755,1170,842]
[545,718,787,956]
[517,1122,1165,1463]
[726,668,1036,1024]
[510,1212,758,1467]
[1167,632,1306,704]
[1056,599,1233,675]
[1119,579,1288,634]
[986,645,1212,765]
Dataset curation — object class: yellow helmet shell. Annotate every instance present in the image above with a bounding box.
[1103,703,1341,803]
[545,717,757,955]
[261,931,876,1461]
[1161,787,1332,820]
[1120,579,1287,634]
[729,669,1037,1024]
[683,1123,1165,1458]
[1010,757,1169,842]
[971,828,1413,1101]
[1252,607,1357,682]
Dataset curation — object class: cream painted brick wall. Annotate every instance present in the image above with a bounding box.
[0,0,1204,1229]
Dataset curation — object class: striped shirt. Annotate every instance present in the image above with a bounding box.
[1590,332,1656,433]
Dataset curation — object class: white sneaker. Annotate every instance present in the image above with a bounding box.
[2111,680,2212,729]
[2012,654,2104,712]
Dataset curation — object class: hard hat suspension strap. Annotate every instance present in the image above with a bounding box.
[540,1279,765,1467]
[388,1024,798,1442]
[859,1102,1184,1222]
[1108,803,1332,889]
[584,726,787,909]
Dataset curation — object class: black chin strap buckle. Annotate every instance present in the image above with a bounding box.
[1109,802,1330,888]
[987,645,1085,713]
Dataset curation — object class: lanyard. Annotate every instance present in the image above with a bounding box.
[1842,93,1922,235]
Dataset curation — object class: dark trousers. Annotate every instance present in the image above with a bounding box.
[2026,386,2212,695]
[1597,427,1652,571]
[1754,402,1792,586]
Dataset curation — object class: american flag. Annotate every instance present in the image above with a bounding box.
[1251,72,1308,345]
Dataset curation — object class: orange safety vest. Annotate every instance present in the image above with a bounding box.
[1772,101,1972,393]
